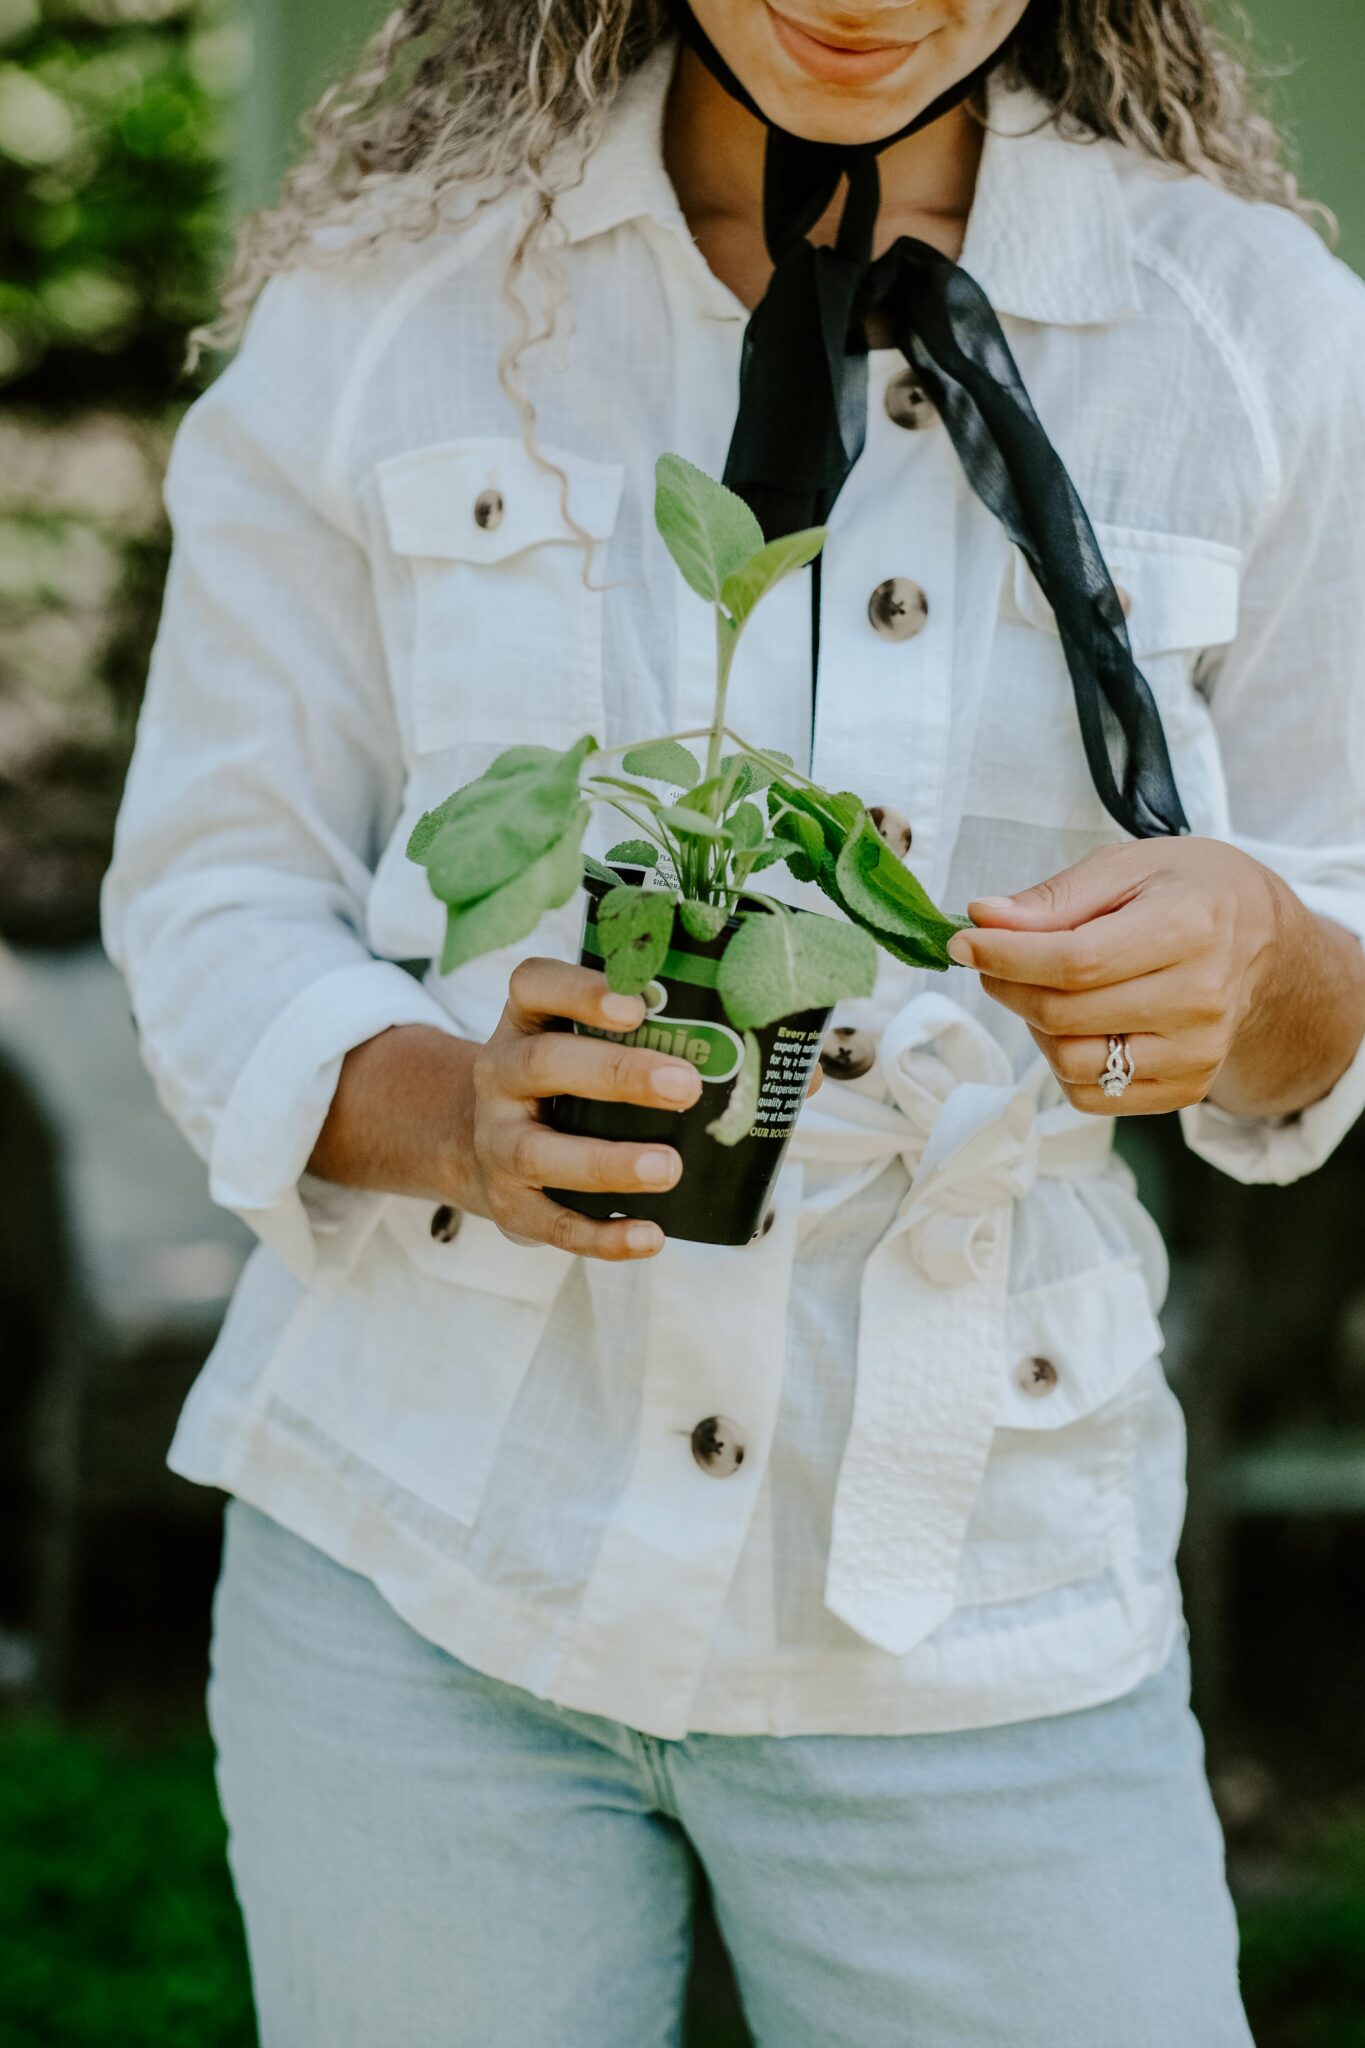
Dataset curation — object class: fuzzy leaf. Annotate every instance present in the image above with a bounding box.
[678,897,730,941]
[660,803,725,840]
[582,853,618,886]
[596,884,675,995]
[767,804,826,882]
[725,801,765,850]
[768,779,863,859]
[411,736,594,906]
[717,906,877,1032]
[707,1030,762,1147]
[590,773,671,804]
[720,527,827,631]
[605,839,659,868]
[620,739,700,790]
[685,774,727,815]
[440,802,589,976]
[654,453,764,603]
[721,750,794,802]
[832,812,966,970]
[741,836,802,876]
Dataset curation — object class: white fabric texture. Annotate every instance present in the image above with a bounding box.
[102,39,1365,1740]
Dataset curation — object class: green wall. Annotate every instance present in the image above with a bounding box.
[235,0,388,218]
[235,1,1363,270]
[1235,0,1365,273]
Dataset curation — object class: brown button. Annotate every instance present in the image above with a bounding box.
[884,368,937,430]
[869,577,928,642]
[473,487,504,531]
[430,1204,463,1243]
[820,1025,876,1081]
[1016,1355,1058,1397]
[691,1415,745,1477]
[868,804,912,858]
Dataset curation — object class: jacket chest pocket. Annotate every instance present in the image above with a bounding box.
[980,528,1242,835]
[376,436,624,756]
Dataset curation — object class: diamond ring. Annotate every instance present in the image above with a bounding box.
[1099,1035,1135,1099]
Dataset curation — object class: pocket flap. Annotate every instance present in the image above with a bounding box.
[377,436,624,566]
[1011,529,1241,659]
[381,1194,573,1305]
[999,1258,1164,1430]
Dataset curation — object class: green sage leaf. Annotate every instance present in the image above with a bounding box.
[832,812,966,970]
[660,803,725,840]
[596,884,675,995]
[605,839,659,868]
[707,1029,762,1147]
[440,801,589,976]
[767,804,826,882]
[741,836,802,876]
[768,780,863,861]
[678,897,730,941]
[411,736,594,906]
[620,739,701,790]
[583,853,618,886]
[654,453,764,603]
[725,800,765,850]
[717,906,877,1032]
[720,749,794,801]
[720,527,827,631]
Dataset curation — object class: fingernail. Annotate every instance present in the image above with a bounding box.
[626,1222,662,1253]
[654,1064,698,1103]
[970,896,1013,918]
[946,932,975,967]
[602,993,644,1027]
[636,1150,678,1186]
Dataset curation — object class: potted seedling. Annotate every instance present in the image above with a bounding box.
[408,455,967,1245]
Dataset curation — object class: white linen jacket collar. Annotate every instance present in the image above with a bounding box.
[554,39,1141,326]
[102,32,1365,1737]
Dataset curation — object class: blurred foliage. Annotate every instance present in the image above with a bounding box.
[0,1719,254,2047]
[0,1713,1362,2048]
[0,0,243,401]
[0,0,242,945]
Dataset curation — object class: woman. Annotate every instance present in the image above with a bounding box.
[103,1,1365,2041]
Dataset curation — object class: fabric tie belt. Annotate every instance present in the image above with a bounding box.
[788,992,1115,1657]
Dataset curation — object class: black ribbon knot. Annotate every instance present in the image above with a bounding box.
[665,2,1189,841]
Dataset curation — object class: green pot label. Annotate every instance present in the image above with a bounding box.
[577,983,744,1084]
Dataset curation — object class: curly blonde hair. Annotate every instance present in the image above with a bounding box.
[195,0,1327,475]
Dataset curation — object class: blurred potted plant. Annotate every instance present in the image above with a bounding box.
[409,455,965,1244]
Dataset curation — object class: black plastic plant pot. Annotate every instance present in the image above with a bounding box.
[547,875,831,1247]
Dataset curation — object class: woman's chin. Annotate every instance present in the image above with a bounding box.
[742,11,949,145]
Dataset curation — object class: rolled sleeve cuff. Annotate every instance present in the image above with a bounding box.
[1180,908,1365,1187]
[209,959,464,1286]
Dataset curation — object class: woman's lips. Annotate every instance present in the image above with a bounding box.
[766,5,920,85]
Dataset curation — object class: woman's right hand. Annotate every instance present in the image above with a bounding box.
[460,957,703,1261]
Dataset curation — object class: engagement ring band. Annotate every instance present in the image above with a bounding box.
[1100,1035,1135,1099]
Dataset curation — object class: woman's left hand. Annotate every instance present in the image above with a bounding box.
[945,837,1287,1116]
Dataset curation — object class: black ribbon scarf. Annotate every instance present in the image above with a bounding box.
[666,3,1189,841]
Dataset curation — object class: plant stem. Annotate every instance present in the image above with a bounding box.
[705,614,739,787]
[722,729,824,793]
[591,727,714,760]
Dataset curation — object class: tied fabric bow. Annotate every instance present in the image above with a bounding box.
[665,3,1189,842]
[789,993,1115,1656]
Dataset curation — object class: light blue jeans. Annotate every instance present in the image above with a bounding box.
[208,1501,1255,2048]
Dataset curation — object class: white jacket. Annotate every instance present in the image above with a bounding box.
[102,41,1365,1739]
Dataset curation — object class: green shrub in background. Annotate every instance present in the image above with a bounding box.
[0,0,241,945]
[0,0,241,398]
